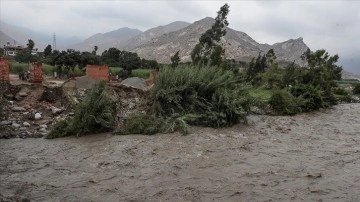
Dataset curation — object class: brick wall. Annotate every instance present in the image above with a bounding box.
[29,63,43,83]
[0,57,10,83]
[86,65,109,81]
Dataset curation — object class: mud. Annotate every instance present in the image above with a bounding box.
[1,104,360,201]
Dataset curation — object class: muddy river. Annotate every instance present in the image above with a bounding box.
[1,104,359,201]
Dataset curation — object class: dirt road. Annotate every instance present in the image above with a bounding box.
[1,104,359,201]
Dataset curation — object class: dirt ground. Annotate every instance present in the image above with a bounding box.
[1,103,360,202]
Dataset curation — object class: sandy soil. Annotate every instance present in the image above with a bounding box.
[1,104,360,201]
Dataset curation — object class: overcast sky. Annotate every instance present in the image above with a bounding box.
[1,0,359,63]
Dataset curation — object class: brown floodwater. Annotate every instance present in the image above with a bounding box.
[1,104,360,201]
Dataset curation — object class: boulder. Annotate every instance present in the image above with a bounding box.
[23,122,31,127]
[34,113,42,120]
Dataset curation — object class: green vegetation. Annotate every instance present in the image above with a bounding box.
[131,69,151,79]
[191,3,229,66]
[118,114,159,135]
[269,90,300,115]
[353,83,360,94]
[9,62,28,74]
[47,82,115,138]
[151,65,252,128]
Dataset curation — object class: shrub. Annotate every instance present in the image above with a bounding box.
[47,82,115,138]
[42,64,56,76]
[353,83,360,95]
[289,84,324,112]
[151,65,252,129]
[269,90,300,115]
[119,113,159,135]
[333,87,352,102]
[9,62,28,74]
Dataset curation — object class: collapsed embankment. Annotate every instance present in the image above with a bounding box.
[1,103,359,201]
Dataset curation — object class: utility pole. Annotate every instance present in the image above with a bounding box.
[53,32,57,50]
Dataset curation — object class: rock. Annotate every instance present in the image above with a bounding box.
[0,120,12,126]
[12,122,21,128]
[51,106,63,115]
[23,122,31,127]
[69,112,75,116]
[12,106,26,112]
[8,101,14,105]
[19,92,28,97]
[19,127,27,131]
[40,124,47,129]
[39,128,47,133]
[34,113,42,120]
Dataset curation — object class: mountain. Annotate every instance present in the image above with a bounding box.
[69,27,142,53]
[0,30,23,47]
[122,21,190,51]
[132,17,309,65]
[0,21,81,50]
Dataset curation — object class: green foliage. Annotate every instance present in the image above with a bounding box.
[43,45,52,57]
[118,114,159,135]
[131,69,151,79]
[289,84,324,112]
[47,82,115,138]
[269,90,300,115]
[171,51,180,68]
[42,64,56,76]
[191,3,229,66]
[246,53,268,82]
[9,62,28,74]
[109,67,123,75]
[151,65,251,129]
[333,87,352,102]
[353,83,360,95]
[101,48,121,67]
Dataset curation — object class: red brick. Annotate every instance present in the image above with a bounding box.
[86,65,109,81]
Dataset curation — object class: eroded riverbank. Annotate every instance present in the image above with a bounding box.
[1,104,360,201]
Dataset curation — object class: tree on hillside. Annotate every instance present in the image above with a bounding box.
[92,46,98,55]
[44,45,52,57]
[171,51,180,67]
[191,3,230,66]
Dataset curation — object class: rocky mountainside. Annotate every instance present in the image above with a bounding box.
[132,17,309,65]
[70,27,142,53]
[0,30,22,47]
[0,21,81,50]
[122,21,190,51]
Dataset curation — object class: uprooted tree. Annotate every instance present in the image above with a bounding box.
[191,3,230,66]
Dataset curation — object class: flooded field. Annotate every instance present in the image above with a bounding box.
[1,104,359,201]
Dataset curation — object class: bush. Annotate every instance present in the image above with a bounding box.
[119,114,159,135]
[269,90,300,115]
[333,87,352,102]
[151,65,252,129]
[47,82,115,138]
[42,64,56,76]
[289,84,324,112]
[353,83,360,95]
[9,62,28,74]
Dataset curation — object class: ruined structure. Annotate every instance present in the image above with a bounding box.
[86,65,109,81]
